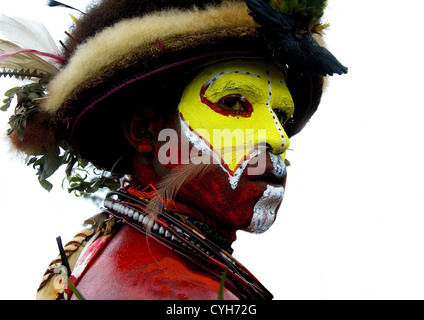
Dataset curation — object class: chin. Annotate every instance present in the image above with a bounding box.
[244,184,285,234]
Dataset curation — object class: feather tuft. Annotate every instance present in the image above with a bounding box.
[146,154,215,219]
[246,0,348,76]
[8,112,57,156]
[145,144,251,218]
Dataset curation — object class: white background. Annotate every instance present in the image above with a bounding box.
[1,0,423,300]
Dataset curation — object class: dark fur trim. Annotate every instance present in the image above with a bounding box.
[65,0,228,58]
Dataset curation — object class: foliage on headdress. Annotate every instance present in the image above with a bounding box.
[1,75,120,195]
[1,6,120,196]
[270,0,328,32]
[1,74,50,139]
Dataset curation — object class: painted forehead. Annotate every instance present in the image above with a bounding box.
[178,59,294,145]
[194,59,289,102]
[196,58,287,80]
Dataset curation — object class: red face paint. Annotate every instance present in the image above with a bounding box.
[200,82,253,118]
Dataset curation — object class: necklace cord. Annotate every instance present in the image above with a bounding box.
[104,189,273,299]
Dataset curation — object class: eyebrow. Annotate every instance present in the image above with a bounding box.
[223,80,262,94]
[206,77,265,99]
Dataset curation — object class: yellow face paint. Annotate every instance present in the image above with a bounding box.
[178,59,294,183]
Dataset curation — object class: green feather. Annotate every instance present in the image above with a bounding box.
[270,0,327,30]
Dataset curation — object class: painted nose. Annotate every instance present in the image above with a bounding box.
[254,108,290,156]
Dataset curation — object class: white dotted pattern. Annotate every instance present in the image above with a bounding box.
[265,71,286,153]
[204,70,261,89]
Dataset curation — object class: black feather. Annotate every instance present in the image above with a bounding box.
[245,0,347,76]
[47,1,85,14]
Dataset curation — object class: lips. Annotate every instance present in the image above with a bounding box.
[245,151,287,187]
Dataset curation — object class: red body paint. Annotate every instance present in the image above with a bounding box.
[69,224,238,300]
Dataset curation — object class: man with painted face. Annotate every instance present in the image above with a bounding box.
[129,59,293,239]
[1,0,346,300]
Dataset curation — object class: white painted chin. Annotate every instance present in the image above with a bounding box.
[245,185,285,234]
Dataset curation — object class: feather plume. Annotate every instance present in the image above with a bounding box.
[246,0,348,76]
[0,14,60,55]
[0,14,64,80]
[0,40,60,78]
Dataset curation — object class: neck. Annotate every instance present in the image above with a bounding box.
[123,187,235,253]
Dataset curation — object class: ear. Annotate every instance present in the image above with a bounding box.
[122,112,156,153]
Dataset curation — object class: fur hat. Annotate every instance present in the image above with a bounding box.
[3,0,347,179]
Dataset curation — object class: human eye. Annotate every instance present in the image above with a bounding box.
[216,94,251,114]
[273,108,289,126]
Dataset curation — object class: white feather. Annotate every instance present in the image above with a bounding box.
[0,13,60,54]
[0,40,59,76]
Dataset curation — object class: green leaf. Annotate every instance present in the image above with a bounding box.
[39,155,61,181]
[273,0,327,30]
[78,158,89,169]
[28,92,41,100]
[1,103,10,112]
[1,88,17,112]
[39,179,53,192]
[86,186,99,194]
[4,87,20,98]
[218,266,229,300]
[69,176,84,183]
[39,73,52,86]
[28,83,42,93]
[17,127,24,141]
[26,157,38,166]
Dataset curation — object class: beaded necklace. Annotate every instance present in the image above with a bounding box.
[102,184,273,300]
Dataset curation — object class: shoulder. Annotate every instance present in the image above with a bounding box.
[69,223,238,300]
[36,212,109,300]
